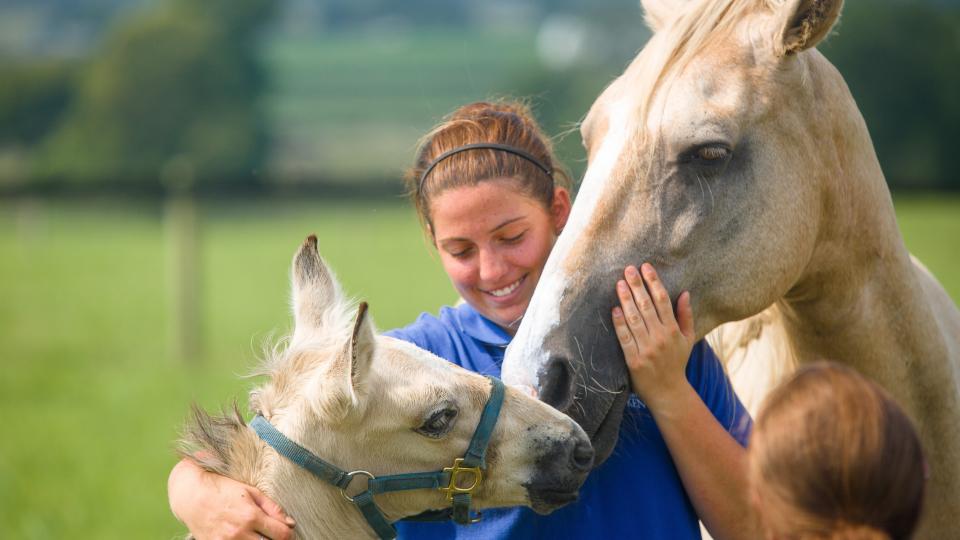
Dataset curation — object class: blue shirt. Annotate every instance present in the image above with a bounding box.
[386,304,752,540]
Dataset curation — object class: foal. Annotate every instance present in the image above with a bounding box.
[181,236,592,538]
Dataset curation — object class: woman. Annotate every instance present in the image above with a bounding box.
[748,362,926,540]
[167,100,755,539]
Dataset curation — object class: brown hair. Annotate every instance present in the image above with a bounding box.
[749,362,926,540]
[404,100,571,229]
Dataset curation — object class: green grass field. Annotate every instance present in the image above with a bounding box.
[0,195,957,538]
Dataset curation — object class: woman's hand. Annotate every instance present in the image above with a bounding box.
[612,263,696,412]
[168,458,295,540]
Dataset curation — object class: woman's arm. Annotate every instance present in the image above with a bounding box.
[168,457,295,540]
[611,264,758,540]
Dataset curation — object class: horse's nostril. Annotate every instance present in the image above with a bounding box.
[571,440,594,471]
[538,356,575,412]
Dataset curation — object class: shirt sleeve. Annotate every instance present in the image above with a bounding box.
[686,340,753,446]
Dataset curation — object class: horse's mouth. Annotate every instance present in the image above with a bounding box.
[581,387,629,466]
[526,485,581,514]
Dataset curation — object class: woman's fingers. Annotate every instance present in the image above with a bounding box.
[625,265,660,327]
[248,487,295,540]
[640,263,676,326]
[250,488,296,527]
[676,290,695,341]
[617,277,649,337]
[612,306,641,361]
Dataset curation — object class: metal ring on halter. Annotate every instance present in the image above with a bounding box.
[340,470,377,503]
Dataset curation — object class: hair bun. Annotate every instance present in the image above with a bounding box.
[448,100,529,122]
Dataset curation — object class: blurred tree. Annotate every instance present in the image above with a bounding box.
[0,60,75,145]
[34,0,276,187]
[821,0,960,190]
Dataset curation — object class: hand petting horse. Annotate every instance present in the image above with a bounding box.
[500,1,960,537]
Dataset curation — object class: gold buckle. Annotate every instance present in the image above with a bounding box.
[440,458,483,501]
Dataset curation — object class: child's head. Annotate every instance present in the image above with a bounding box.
[749,362,926,540]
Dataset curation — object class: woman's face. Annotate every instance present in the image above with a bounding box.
[429,180,571,333]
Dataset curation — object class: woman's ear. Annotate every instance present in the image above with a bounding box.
[551,187,572,234]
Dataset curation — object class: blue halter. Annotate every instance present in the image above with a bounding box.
[250,376,506,539]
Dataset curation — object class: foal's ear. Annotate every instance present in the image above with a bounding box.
[291,235,342,345]
[311,302,376,422]
[342,301,376,390]
[641,0,689,32]
[771,0,843,56]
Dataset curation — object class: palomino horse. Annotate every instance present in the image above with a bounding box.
[182,236,592,539]
[501,0,960,536]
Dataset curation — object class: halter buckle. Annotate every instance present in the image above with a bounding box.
[440,458,483,501]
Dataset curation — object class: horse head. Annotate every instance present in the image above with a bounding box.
[503,0,855,463]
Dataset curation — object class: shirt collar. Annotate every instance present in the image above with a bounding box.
[454,304,512,347]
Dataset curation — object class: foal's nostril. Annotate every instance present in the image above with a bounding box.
[571,440,594,472]
[538,356,576,412]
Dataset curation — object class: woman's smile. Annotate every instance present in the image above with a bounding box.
[482,274,527,300]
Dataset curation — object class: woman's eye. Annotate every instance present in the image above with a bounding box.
[502,232,525,243]
[417,408,458,438]
[449,248,473,259]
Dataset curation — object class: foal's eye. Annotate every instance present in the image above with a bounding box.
[417,407,459,438]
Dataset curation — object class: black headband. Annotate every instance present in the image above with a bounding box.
[418,142,554,196]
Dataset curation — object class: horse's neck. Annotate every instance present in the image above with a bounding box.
[266,473,381,540]
[777,53,955,415]
[229,426,384,539]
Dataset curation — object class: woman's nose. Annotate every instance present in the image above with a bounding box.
[478,249,509,283]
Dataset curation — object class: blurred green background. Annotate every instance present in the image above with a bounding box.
[0,0,958,537]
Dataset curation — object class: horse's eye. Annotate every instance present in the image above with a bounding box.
[679,144,733,167]
[697,146,730,162]
[417,407,458,438]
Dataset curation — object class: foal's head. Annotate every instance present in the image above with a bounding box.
[504,0,855,463]
[184,236,592,534]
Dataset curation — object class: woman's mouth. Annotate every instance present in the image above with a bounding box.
[482,275,527,300]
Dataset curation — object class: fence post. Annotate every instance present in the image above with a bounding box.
[163,159,202,364]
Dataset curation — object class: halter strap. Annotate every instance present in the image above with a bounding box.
[417,143,553,196]
[251,376,506,539]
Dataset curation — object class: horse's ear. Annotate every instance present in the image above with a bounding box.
[290,235,342,345]
[342,301,376,390]
[309,302,376,422]
[641,0,688,32]
[771,0,843,56]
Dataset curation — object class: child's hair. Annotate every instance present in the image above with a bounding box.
[404,100,571,230]
[749,362,926,540]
